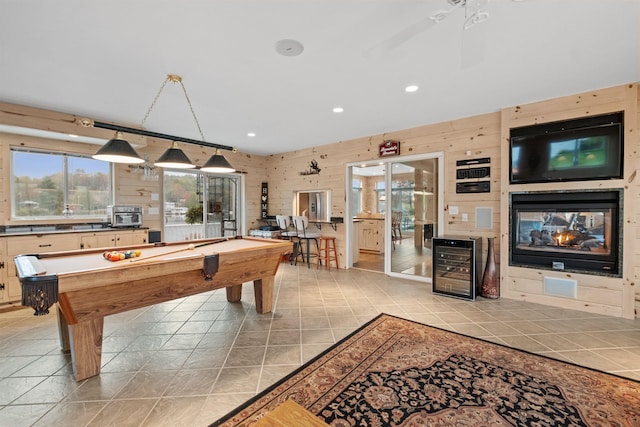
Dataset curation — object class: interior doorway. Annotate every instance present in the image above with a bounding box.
[347,153,442,280]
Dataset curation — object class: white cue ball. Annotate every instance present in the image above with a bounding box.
[188,244,195,250]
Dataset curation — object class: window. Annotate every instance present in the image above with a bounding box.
[390,179,415,231]
[11,148,113,219]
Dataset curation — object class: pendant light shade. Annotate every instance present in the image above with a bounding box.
[201,150,235,173]
[92,132,144,164]
[154,141,195,169]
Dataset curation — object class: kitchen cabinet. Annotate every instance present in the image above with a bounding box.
[0,229,148,305]
[3,233,81,303]
[6,233,80,255]
[358,219,384,253]
[80,229,147,249]
[116,229,148,247]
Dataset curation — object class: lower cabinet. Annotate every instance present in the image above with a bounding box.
[2,233,80,304]
[359,219,384,253]
[80,229,148,249]
[115,229,148,247]
[0,229,148,304]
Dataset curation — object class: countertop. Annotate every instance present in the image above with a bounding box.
[0,224,147,237]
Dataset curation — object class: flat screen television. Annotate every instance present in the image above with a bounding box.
[510,112,624,184]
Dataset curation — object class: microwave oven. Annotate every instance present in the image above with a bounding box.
[107,205,143,228]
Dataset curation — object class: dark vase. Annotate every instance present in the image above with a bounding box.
[481,237,499,299]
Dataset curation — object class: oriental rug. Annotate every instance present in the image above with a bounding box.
[211,314,640,427]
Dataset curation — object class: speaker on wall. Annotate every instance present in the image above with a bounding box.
[475,207,493,229]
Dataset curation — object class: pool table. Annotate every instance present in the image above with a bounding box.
[14,236,292,381]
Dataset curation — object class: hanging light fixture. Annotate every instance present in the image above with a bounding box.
[154,141,196,169]
[201,149,235,173]
[92,131,144,164]
[90,74,236,172]
[145,75,233,171]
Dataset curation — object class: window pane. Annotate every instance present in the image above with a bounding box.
[67,156,112,216]
[207,175,240,237]
[13,151,64,217]
[164,171,200,225]
[12,150,113,219]
[163,170,205,241]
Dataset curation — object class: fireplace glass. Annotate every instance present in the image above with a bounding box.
[510,190,621,276]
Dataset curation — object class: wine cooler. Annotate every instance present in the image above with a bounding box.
[432,236,482,300]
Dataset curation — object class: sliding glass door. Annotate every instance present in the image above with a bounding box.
[389,158,438,278]
[347,153,442,280]
[163,170,242,242]
[206,175,240,237]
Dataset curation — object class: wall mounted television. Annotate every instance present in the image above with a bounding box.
[510,112,624,184]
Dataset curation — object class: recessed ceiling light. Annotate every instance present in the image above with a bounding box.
[333,107,344,113]
[405,85,419,93]
[247,132,256,137]
[275,39,304,56]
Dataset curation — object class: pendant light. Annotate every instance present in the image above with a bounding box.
[154,141,195,169]
[92,131,144,164]
[201,149,235,173]
[89,75,236,172]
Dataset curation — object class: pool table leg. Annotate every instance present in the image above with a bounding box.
[56,304,71,354]
[226,285,242,302]
[68,317,104,381]
[253,276,274,314]
[225,277,274,314]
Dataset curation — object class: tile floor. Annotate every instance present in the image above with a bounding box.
[354,231,433,277]
[0,264,639,426]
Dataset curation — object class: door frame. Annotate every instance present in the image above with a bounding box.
[345,152,444,281]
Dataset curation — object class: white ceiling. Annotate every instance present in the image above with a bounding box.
[1,1,638,156]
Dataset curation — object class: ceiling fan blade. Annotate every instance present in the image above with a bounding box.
[364,15,439,58]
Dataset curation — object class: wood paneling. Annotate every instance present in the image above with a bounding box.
[265,112,502,271]
[1,83,638,318]
[500,83,639,319]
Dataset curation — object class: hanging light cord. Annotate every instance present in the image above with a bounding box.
[81,74,237,153]
[141,74,206,142]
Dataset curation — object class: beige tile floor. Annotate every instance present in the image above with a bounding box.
[0,264,639,426]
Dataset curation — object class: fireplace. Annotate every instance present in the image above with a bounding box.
[510,190,622,276]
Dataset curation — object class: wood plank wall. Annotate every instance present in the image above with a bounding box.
[1,82,638,318]
[0,102,269,234]
[265,111,503,274]
[500,83,639,319]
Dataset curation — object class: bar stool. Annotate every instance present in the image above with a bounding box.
[276,215,298,264]
[292,215,321,268]
[318,236,339,270]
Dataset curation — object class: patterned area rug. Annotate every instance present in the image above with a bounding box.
[211,314,640,426]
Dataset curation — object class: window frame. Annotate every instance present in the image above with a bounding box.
[10,147,114,221]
